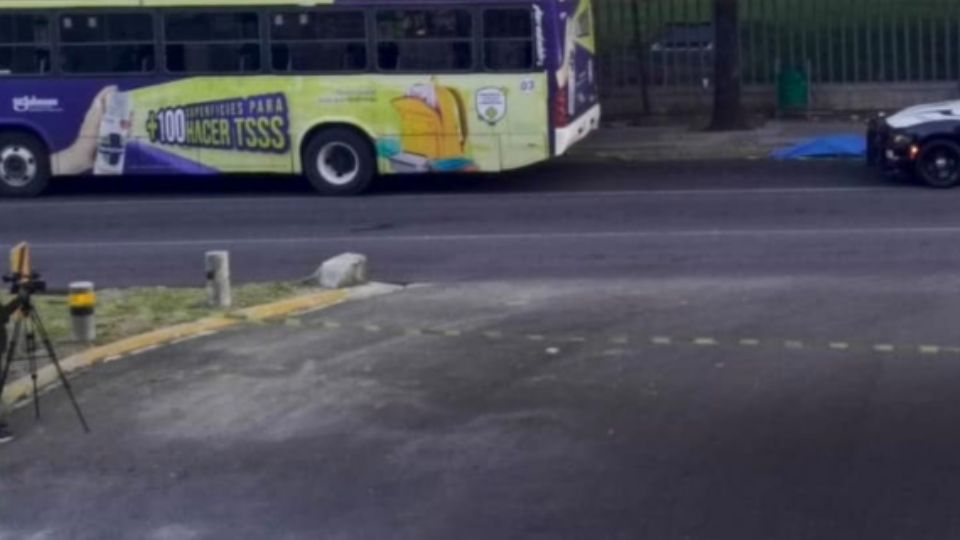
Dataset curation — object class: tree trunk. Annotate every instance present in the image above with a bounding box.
[631,0,652,116]
[709,0,748,131]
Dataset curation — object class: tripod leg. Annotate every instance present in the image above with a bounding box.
[31,375,39,420]
[0,316,23,405]
[30,311,90,434]
[26,328,39,420]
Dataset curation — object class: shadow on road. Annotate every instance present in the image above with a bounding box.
[41,159,899,199]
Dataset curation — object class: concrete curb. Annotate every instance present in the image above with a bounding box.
[1,286,377,408]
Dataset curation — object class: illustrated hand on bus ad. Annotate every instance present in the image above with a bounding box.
[52,85,133,176]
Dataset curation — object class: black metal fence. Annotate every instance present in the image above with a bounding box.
[597,0,960,95]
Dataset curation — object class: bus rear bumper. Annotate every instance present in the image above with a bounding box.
[554,104,601,157]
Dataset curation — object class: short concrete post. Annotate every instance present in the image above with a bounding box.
[69,281,96,344]
[205,251,232,309]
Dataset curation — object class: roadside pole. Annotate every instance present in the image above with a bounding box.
[205,251,232,309]
[69,281,96,344]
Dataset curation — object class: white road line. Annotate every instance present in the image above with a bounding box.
[13,225,960,251]
[0,186,904,210]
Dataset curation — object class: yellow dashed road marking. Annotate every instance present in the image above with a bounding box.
[694,338,718,347]
[443,330,462,337]
[874,344,895,353]
[651,337,672,346]
[739,339,760,347]
[363,324,382,333]
[323,321,342,329]
[829,342,850,351]
[919,345,941,355]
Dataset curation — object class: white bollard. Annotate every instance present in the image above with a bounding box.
[69,281,96,344]
[205,251,232,309]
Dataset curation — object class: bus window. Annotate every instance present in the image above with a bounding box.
[164,12,261,73]
[0,14,51,75]
[59,13,155,74]
[376,9,473,72]
[483,9,535,72]
[270,10,367,73]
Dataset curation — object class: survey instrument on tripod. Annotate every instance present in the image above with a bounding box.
[0,243,90,433]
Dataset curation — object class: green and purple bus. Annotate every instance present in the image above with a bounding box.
[0,0,599,196]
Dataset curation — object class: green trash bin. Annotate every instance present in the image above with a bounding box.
[778,67,809,113]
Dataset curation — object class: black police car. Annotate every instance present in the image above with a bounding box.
[867,100,960,188]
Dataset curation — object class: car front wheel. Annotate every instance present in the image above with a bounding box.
[916,140,960,188]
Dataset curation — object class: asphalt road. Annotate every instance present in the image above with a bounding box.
[0,159,944,288]
[9,160,960,539]
[7,279,960,539]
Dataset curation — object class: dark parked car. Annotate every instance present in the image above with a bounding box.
[868,100,960,188]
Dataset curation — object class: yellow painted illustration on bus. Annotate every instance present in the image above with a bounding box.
[119,73,549,175]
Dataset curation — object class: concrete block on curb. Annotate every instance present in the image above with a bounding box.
[315,253,368,289]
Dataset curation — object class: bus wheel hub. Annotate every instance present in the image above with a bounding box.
[318,142,360,186]
[0,146,37,187]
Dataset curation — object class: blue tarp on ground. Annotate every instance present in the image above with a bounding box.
[771,134,866,160]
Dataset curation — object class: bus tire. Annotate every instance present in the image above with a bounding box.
[0,131,50,198]
[302,128,375,195]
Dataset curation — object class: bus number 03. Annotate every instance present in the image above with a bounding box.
[157,109,187,144]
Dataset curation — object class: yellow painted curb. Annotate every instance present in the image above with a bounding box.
[231,289,349,321]
[2,288,350,408]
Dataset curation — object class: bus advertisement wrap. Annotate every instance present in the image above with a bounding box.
[0,0,599,196]
[6,74,550,177]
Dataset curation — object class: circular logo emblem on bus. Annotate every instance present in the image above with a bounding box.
[475,88,507,126]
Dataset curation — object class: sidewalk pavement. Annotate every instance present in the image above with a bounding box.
[570,119,866,162]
